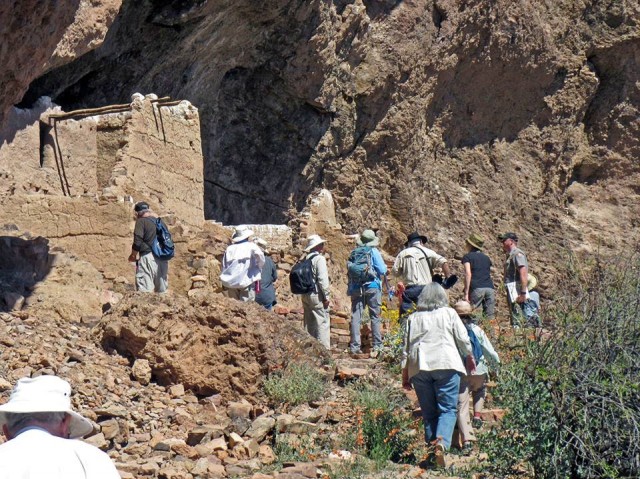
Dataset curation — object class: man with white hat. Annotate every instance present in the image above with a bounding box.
[300,234,331,349]
[220,226,265,302]
[0,375,120,478]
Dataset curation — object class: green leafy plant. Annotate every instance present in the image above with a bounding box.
[479,257,640,478]
[348,380,417,465]
[263,362,327,406]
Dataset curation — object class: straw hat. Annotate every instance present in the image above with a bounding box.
[356,229,379,247]
[255,237,269,253]
[466,233,484,250]
[453,300,473,316]
[0,376,93,439]
[527,273,538,290]
[232,226,254,243]
[304,234,326,252]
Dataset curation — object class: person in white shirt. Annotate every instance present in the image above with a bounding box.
[401,283,475,467]
[0,375,120,479]
[220,226,265,302]
[453,300,500,453]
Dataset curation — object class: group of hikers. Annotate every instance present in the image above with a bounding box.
[128,200,541,465]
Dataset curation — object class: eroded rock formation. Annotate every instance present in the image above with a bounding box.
[1,0,639,295]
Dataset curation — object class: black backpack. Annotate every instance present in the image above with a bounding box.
[289,255,316,294]
[151,218,175,261]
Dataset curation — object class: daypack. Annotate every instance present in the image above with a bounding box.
[466,324,484,364]
[289,256,316,294]
[347,246,377,286]
[151,218,175,261]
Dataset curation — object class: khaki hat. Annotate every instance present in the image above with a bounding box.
[0,376,93,439]
[356,229,379,247]
[454,300,473,316]
[255,237,269,253]
[304,234,326,252]
[466,233,484,250]
[232,226,254,243]
[527,273,538,290]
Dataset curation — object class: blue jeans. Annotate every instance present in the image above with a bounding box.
[350,286,382,353]
[469,287,495,319]
[411,369,461,450]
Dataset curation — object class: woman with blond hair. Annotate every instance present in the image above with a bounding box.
[402,283,475,467]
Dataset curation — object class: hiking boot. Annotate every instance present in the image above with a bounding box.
[472,416,483,429]
[434,443,446,468]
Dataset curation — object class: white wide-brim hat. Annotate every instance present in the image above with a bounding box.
[304,234,326,252]
[0,376,93,439]
[232,226,254,243]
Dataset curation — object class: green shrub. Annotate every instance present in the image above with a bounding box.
[348,380,417,465]
[480,257,640,478]
[263,362,327,406]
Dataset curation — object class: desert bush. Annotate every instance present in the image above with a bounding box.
[480,257,640,478]
[348,380,418,465]
[263,362,327,406]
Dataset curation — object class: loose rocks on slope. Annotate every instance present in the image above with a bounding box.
[100,292,332,400]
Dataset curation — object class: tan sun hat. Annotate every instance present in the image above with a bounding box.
[255,237,269,253]
[0,376,93,439]
[466,233,484,250]
[454,300,473,316]
[304,234,326,252]
[356,229,379,247]
[527,273,538,291]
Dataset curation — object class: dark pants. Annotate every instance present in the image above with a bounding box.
[400,284,425,316]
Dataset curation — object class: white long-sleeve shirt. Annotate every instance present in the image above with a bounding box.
[0,428,120,479]
[402,307,472,379]
[220,241,265,289]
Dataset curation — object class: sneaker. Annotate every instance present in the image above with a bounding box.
[434,443,446,468]
[472,416,483,429]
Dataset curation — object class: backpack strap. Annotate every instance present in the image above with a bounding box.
[412,246,434,279]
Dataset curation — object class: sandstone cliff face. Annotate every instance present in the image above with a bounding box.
[3,0,640,295]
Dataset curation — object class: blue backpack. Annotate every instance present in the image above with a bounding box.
[466,324,484,363]
[151,218,175,261]
[347,246,377,286]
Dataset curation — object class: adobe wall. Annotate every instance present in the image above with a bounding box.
[113,95,204,227]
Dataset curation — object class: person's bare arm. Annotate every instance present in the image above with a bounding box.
[463,262,472,302]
